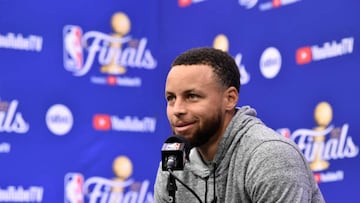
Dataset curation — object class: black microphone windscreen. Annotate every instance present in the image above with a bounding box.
[161,135,192,171]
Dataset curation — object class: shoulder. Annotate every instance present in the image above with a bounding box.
[234,123,310,178]
[237,123,296,155]
[243,123,307,168]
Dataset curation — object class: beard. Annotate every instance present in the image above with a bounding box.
[187,112,223,148]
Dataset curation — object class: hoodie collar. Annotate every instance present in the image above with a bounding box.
[186,106,261,178]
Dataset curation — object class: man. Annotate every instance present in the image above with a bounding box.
[154,47,325,203]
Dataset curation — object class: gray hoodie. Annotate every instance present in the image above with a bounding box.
[154,106,325,203]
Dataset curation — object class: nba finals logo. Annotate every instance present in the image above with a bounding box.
[64,155,154,203]
[63,12,157,87]
[278,101,359,183]
[0,99,29,134]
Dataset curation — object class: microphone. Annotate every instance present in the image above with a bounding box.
[161,135,203,203]
[161,135,192,171]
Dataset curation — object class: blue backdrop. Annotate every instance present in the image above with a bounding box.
[0,0,359,202]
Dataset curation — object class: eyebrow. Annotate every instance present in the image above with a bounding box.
[165,88,198,96]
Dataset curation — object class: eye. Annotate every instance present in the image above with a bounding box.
[187,93,199,100]
[166,95,175,102]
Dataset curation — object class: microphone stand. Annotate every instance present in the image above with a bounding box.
[167,169,177,203]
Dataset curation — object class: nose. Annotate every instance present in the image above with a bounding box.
[171,98,186,116]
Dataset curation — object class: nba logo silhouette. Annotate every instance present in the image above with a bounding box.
[63,25,83,71]
[65,173,84,203]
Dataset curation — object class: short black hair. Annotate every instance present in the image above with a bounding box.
[171,47,240,92]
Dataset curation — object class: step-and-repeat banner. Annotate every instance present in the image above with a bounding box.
[1,0,359,202]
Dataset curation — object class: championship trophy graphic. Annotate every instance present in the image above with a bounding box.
[212,34,229,52]
[101,12,131,75]
[309,101,332,171]
[110,155,133,203]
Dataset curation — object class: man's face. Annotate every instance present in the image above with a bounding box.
[165,64,227,147]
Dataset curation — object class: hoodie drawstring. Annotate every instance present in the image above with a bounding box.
[205,163,218,203]
[211,163,217,203]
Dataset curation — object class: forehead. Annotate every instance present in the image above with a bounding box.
[167,64,214,82]
[165,64,220,92]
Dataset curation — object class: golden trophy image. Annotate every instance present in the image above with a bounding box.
[110,155,133,202]
[309,101,332,171]
[101,12,131,75]
[213,34,229,52]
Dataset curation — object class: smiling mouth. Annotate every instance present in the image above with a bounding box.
[174,122,195,134]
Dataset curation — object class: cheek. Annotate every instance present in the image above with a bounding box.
[198,102,222,120]
[189,105,212,121]
[201,100,221,112]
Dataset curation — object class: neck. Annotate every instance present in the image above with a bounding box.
[197,135,222,161]
[198,109,236,161]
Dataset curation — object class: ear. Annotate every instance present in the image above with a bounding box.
[224,86,238,110]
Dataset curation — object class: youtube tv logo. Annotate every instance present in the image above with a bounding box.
[106,75,117,86]
[296,37,354,65]
[313,171,344,183]
[179,0,192,7]
[314,173,321,183]
[296,46,312,64]
[92,114,157,132]
[93,114,111,130]
[178,0,206,7]
[272,0,281,8]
